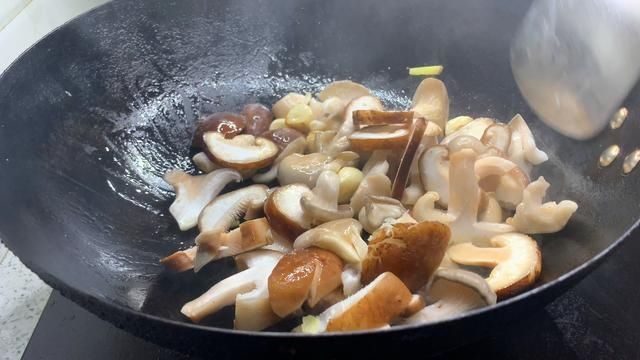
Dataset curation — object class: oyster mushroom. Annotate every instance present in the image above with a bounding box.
[164,168,242,231]
[419,145,450,207]
[192,152,220,173]
[252,136,307,184]
[507,114,549,173]
[194,217,272,271]
[362,150,390,176]
[478,192,503,223]
[440,117,495,145]
[447,135,502,157]
[268,248,344,317]
[198,184,269,233]
[411,78,449,130]
[300,170,354,226]
[181,251,282,323]
[448,233,542,298]
[506,176,578,234]
[474,156,530,210]
[204,133,279,170]
[317,80,371,103]
[404,268,496,324]
[481,123,512,153]
[358,196,406,234]
[300,272,413,333]
[306,130,337,154]
[293,218,368,265]
[160,246,197,272]
[277,151,359,187]
[326,95,384,156]
[264,184,312,241]
[349,173,392,214]
[272,93,310,119]
[234,249,286,271]
[361,221,450,291]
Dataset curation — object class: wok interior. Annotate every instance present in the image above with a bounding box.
[0,0,638,331]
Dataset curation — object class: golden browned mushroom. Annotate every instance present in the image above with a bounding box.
[448,233,542,298]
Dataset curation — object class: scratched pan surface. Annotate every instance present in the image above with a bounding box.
[0,0,639,357]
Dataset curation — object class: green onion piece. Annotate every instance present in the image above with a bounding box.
[408,65,443,76]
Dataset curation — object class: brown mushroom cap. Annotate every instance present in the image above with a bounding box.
[192,112,246,149]
[264,184,312,241]
[242,103,274,136]
[362,221,450,292]
[203,133,279,170]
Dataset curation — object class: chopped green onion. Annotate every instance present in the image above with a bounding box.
[409,65,443,76]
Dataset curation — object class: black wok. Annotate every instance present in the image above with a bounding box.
[1,0,638,357]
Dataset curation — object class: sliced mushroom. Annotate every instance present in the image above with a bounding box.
[305,272,412,332]
[474,156,530,210]
[160,246,197,272]
[481,123,512,153]
[293,218,368,265]
[234,284,280,331]
[412,192,454,224]
[234,249,286,271]
[447,135,502,157]
[341,264,362,297]
[192,112,246,149]
[391,117,427,200]
[404,268,496,324]
[260,230,294,253]
[258,127,305,151]
[181,252,282,322]
[277,151,358,187]
[317,80,371,103]
[361,221,450,291]
[268,248,344,317]
[445,116,473,136]
[242,103,273,136]
[337,167,364,204]
[353,110,413,128]
[349,173,392,214]
[448,233,542,298]
[362,150,390,176]
[440,117,495,145]
[272,93,310,119]
[192,152,220,173]
[478,192,503,223]
[326,96,384,156]
[252,136,307,184]
[165,168,242,231]
[358,196,406,234]
[301,170,354,226]
[306,130,337,154]
[507,114,549,173]
[411,78,449,130]
[419,145,450,207]
[264,184,312,241]
[203,133,279,170]
[348,125,410,151]
[198,184,269,233]
[506,176,578,234]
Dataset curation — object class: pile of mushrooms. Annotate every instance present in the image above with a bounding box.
[161,78,578,332]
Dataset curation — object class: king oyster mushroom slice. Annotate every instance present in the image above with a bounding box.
[164,168,242,231]
[300,170,354,226]
[362,150,391,176]
[298,272,413,333]
[419,145,451,207]
[293,218,368,265]
[474,155,530,210]
[506,176,578,234]
[197,184,269,233]
[411,78,449,130]
[252,136,307,184]
[404,268,496,325]
[194,217,273,272]
[413,149,514,246]
[268,248,344,318]
[192,152,220,173]
[325,95,384,156]
[358,196,406,234]
[448,233,542,298]
[507,114,549,174]
[361,221,450,292]
[260,229,294,253]
[277,151,359,187]
[181,251,282,323]
[440,117,496,145]
[160,246,197,272]
[203,133,279,171]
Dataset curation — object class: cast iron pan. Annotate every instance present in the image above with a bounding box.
[1,0,638,357]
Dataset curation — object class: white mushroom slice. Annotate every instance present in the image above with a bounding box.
[447,135,500,157]
[412,192,454,224]
[481,123,512,153]
[260,230,294,254]
[419,145,450,207]
[445,116,474,136]
[303,272,412,332]
[234,284,280,331]
[181,254,281,322]
[234,249,286,271]
[348,125,410,152]
[192,152,220,173]
[478,192,503,223]
[317,80,371,103]
[326,96,384,156]
[277,151,358,187]
[474,156,530,210]
[448,233,542,298]
[507,177,578,234]
[203,133,279,170]
[440,117,495,145]
[306,130,337,154]
[358,196,406,234]
[294,218,368,265]
[264,184,312,241]
[411,78,449,130]
[362,150,390,176]
[160,246,197,272]
[198,185,269,233]
[507,114,549,173]
[301,170,354,226]
[404,268,496,324]
[252,136,307,184]
[341,264,362,297]
[194,218,272,271]
[349,173,392,214]
[272,93,310,119]
[165,168,242,231]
